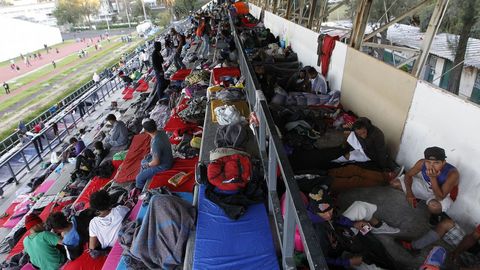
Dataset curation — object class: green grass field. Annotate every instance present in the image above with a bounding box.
[0,41,125,113]
[0,38,144,141]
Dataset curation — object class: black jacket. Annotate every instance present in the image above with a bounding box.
[355,118,391,170]
[151,50,164,72]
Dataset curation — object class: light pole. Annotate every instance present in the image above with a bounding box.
[122,0,132,27]
[105,14,111,31]
[141,0,148,21]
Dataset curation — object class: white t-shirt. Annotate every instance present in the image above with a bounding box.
[89,205,129,249]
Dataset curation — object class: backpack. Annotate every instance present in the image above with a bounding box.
[207,153,252,191]
[93,160,115,179]
[107,186,129,207]
[215,122,248,149]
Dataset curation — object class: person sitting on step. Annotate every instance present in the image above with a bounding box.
[397,217,480,269]
[46,212,83,260]
[306,187,400,269]
[390,146,459,226]
[23,213,65,270]
[103,114,129,149]
[88,190,130,257]
[328,117,403,192]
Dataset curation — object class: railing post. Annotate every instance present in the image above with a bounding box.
[6,162,18,184]
[71,112,77,128]
[267,136,277,213]
[282,195,296,269]
[20,149,31,172]
[62,117,70,135]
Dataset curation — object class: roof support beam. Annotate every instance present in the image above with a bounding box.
[395,54,420,68]
[272,0,278,13]
[350,0,373,49]
[307,0,319,29]
[363,0,432,42]
[362,42,421,53]
[412,0,450,77]
[285,0,293,19]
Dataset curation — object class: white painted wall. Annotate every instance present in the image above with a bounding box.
[0,17,62,62]
[397,81,480,230]
[459,66,477,98]
[248,3,347,91]
[432,57,444,86]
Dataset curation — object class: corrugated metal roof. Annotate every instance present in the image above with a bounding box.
[386,24,480,69]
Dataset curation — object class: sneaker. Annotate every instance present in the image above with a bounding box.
[371,222,400,234]
[395,238,420,256]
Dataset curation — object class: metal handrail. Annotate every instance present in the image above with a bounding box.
[0,46,148,183]
[230,13,329,270]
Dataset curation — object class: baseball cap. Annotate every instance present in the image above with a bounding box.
[424,147,446,161]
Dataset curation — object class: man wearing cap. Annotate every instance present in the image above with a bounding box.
[306,187,399,269]
[391,146,460,226]
[23,213,65,270]
[133,120,173,195]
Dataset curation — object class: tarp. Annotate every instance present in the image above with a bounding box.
[114,134,151,183]
[192,185,279,270]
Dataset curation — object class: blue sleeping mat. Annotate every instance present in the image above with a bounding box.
[193,185,279,270]
[116,192,194,270]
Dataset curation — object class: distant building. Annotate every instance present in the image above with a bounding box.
[0,16,62,62]
[384,24,480,103]
[0,0,56,26]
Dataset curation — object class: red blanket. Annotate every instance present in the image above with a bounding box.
[122,86,134,95]
[135,79,148,92]
[170,69,192,81]
[114,134,151,183]
[122,88,135,100]
[62,251,107,270]
[148,157,198,192]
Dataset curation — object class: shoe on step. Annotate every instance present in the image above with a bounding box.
[371,222,400,234]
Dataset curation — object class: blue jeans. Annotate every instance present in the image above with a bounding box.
[200,35,210,58]
[135,160,171,189]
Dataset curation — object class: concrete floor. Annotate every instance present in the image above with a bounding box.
[337,186,453,269]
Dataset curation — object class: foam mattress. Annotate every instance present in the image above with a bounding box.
[192,185,279,270]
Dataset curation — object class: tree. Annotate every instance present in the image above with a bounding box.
[53,0,100,27]
[53,0,83,25]
[78,0,101,27]
[132,0,152,21]
[445,0,479,94]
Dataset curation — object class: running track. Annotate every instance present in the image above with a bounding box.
[0,40,103,83]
